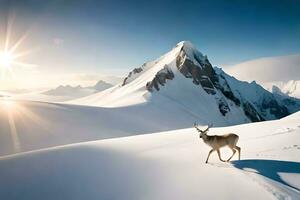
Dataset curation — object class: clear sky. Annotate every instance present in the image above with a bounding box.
[0,0,300,90]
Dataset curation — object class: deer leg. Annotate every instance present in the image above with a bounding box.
[227,148,236,162]
[216,149,225,162]
[205,149,214,163]
[235,146,241,160]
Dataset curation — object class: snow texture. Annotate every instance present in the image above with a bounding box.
[0,110,299,200]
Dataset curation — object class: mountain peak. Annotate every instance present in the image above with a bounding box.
[177,41,208,66]
[94,80,113,91]
[176,40,194,48]
[121,40,213,90]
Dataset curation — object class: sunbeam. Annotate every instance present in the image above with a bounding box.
[4,13,14,52]
[0,13,37,81]
[8,31,29,54]
[0,99,49,153]
[0,99,21,152]
[7,109,21,152]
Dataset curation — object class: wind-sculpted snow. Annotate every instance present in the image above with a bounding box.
[0,111,299,200]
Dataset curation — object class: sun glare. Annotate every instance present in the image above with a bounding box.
[1,99,16,110]
[0,52,13,69]
[0,14,36,82]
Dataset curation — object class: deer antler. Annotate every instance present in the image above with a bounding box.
[202,123,213,133]
[193,122,203,133]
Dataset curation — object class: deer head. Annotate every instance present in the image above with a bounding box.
[193,123,213,138]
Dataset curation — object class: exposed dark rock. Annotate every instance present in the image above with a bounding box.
[272,92,300,113]
[242,101,265,122]
[215,75,241,106]
[122,67,144,86]
[261,97,289,119]
[272,85,286,96]
[146,65,174,92]
[176,47,218,94]
[215,68,295,121]
[283,98,297,106]
[218,98,230,116]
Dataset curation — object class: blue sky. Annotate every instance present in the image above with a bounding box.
[0,0,300,89]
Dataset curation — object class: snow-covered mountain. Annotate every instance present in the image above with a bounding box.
[92,80,113,91]
[44,85,95,97]
[72,41,299,123]
[268,80,300,99]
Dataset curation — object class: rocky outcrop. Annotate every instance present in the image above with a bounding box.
[215,68,292,121]
[146,65,174,91]
[176,46,217,94]
[272,86,300,113]
[242,101,265,122]
[261,96,289,119]
[217,97,230,116]
[122,67,143,86]
[174,45,265,119]
[215,74,241,106]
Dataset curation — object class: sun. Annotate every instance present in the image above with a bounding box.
[0,15,37,81]
[0,52,14,69]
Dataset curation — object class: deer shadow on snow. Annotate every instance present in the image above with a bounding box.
[232,159,300,192]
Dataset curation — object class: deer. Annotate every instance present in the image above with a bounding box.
[194,123,241,163]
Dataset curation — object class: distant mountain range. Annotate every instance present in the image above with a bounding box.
[43,80,113,98]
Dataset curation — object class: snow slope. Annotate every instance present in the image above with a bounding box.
[12,90,77,102]
[0,98,218,156]
[0,111,299,200]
